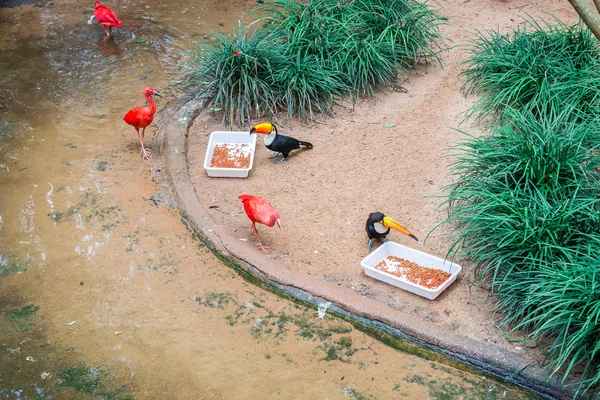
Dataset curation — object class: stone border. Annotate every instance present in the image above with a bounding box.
[159,97,579,400]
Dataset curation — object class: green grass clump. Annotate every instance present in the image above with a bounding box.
[257,0,345,58]
[441,105,600,393]
[443,107,600,279]
[258,0,445,97]
[186,24,285,126]
[496,254,600,393]
[461,18,600,122]
[336,34,398,96]
[446,16,600,394]
[187,0,445,125]
[273,52,348,121]
[342,0,445,92]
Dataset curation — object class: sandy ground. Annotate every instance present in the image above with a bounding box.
[187,0,578,357]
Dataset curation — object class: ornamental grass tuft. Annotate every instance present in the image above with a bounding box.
[258,0,445,97]
[496,252,600,393]
[185,24,285,126]
[449,20,600,393]
[272,52,348,121]
[443,105,600,281]
[187,0,446,125]
[441,104,600,393]
[461,18,600,122]
[348,0,446,67]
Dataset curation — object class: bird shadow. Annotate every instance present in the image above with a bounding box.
[97,36,122,56]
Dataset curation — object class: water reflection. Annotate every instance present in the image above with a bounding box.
[97,35,123,56]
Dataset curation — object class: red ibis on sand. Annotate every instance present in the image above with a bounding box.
[239,194,285,251]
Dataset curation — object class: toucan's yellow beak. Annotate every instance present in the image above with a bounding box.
[250,122,273,135]
[383,216,418,241]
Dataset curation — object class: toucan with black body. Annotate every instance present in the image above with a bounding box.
[365,211,418,251]
[250,122,313,164]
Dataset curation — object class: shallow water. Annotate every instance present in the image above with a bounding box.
[0,1,539,398]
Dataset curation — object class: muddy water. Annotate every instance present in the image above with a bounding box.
[0,1,537,399]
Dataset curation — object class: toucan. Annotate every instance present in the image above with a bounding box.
[365,211,418,251]
[249,122,313,164]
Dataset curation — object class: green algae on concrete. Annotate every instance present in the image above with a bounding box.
[0,254,29,277]
[194,288,364,363]
[96,161,109,171]
[402,372,525,400]
[4,304,40,320]
[0,301,134,400]
[54,363,132,399]
[56,364,105,394]
[4,304,39,332]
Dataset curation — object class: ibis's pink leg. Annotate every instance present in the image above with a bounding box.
[101,23,110,38]
[139,141,151,160]
[250,223,268,252]
[137,128,151,160]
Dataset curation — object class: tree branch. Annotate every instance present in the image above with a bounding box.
[568,0,600,41]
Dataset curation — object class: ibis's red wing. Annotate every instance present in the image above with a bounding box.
[123,106,154,131]
[95,6,122,27]
[240,195,280,227]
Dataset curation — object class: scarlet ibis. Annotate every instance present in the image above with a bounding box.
[239,194,284,251]
[93,1,122,38]
[123,87,166,160]
[366,212,418,251]
[249,122,313,164]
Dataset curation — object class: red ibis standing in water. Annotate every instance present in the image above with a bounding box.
[93,2,122,38]
[123,87,166,160]
[239,194,285,251]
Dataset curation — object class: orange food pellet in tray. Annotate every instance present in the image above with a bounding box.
[374,256,452,290]
[210,143,251,169]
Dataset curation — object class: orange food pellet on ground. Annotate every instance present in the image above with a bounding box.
[374,256,451,289]
[210,143,251,169]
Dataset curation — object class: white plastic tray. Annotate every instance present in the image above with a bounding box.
[203,131,257,178]
[360,242,462,300]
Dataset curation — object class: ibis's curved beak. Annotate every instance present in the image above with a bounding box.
[154,91,173,103]
[383,216,418,241]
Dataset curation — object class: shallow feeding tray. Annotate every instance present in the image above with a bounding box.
[360,242,462,300]
[203,131,257,178]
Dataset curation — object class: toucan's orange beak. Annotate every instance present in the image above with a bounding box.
[383,216,418,241]
[250,122,273,135]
